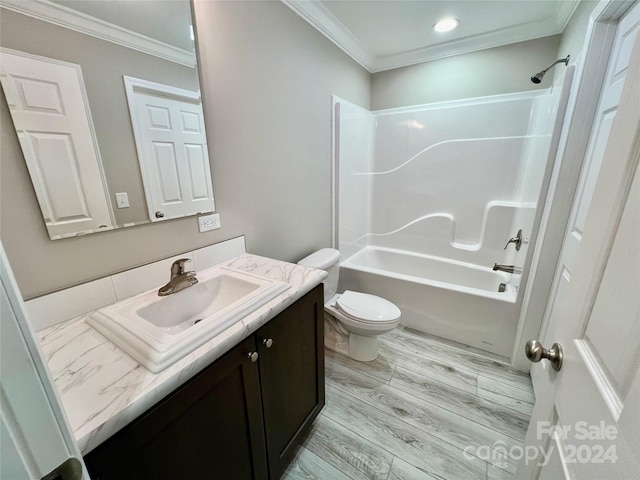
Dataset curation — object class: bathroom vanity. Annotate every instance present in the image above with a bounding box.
[83,284,324,479]
[36,253,327,480]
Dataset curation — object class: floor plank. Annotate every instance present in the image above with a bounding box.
[390,366,530,442]
[301,414,394,480]
[326,347,395,383]
[281,445,351,480]
[377,341,478,394]
[324,385,489,479]
[387,457,440,480]
[382,329,533,393]
[477,375,535,416]
[293,328,534,479]
[326,357,522,474]
[400,327,512,365]
[477,374,535,403]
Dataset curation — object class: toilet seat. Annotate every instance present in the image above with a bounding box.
[336,291,401,325]
[323,291,401,361]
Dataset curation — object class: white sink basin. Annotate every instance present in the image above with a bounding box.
[87,266,290,373]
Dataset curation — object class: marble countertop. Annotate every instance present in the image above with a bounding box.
[37,254,327,454]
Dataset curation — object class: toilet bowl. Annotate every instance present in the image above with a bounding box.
[298,249,401,361]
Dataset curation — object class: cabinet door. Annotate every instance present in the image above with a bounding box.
[257,284,325,479]
[84,336,268,480]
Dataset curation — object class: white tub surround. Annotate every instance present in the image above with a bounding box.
[340,247,518,357]
[37,254,326,455]
[333,84,570,358]
[334,91,562,268]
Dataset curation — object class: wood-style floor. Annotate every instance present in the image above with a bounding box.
[282,327,534,480]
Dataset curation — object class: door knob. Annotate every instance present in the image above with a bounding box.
[525,339,563,371]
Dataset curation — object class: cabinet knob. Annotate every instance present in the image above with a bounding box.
[262,338,273,348]
[155,211,164,218]
[248,352,259,363]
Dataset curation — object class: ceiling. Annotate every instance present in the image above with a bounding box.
[282,0,581,73]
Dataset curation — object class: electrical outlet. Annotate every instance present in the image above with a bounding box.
[198,213,221,232]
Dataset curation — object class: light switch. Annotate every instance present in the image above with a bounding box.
[115,192,129,209]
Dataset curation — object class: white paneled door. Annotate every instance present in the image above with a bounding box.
[537,2,639,359]
[518,6,640,478]
[124,76,214,222]
[0,49,114,239]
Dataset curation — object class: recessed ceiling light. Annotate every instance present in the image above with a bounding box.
[433,18,460,33]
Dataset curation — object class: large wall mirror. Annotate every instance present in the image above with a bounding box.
[0,0,215,239]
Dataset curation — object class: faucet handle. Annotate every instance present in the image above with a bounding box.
[503,229,523,251]
[170,258,192,276]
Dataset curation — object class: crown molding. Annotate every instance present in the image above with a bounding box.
[282,0,581,73]
[281,0,376,71]
[373,19,570,73]
[0,0,196,68]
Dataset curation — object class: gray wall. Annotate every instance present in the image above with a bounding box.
[0,9,200,225]
[192,1,370,264]
[1,1,585,300]
[0,0,370,298]
[371,35,561,110]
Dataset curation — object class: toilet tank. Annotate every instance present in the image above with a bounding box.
[297,248,340,302]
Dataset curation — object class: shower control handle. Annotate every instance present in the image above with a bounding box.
[504,229,524,251]
[525,339,563,371]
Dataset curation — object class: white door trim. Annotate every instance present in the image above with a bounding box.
[1,244,88,479]
[516,2,640,477]
[511,0,637,371]
[123,75,201,104]
[530,28,640,478]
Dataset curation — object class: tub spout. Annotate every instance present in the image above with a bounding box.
[492,264,522,274]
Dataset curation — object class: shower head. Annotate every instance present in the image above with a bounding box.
[530,73,544,84]
[530,55,570,84]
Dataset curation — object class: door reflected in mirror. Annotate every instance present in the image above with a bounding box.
[0,0,214,239]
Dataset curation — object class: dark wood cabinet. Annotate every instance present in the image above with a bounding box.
[84,284,324,480]
[257,283,325,479]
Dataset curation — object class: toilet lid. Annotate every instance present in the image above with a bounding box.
[336,291,401,323]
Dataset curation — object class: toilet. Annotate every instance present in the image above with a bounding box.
[298,248,401,361]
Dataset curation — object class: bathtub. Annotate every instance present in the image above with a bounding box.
[338,247,520,357]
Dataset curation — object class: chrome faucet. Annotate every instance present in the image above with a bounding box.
[158,258,198,296]
[492,264,522,274]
